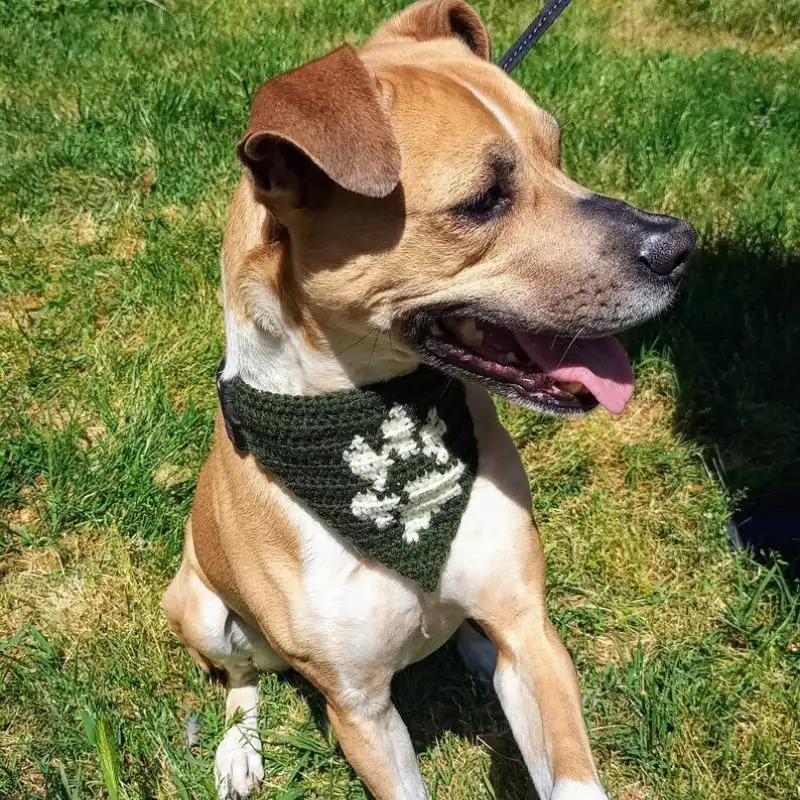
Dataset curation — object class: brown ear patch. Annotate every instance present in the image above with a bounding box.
[369,0,491,61]
[446,1,491,59]
[238,45,402,200]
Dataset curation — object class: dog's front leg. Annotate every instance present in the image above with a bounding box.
[484,600,605,800]
[302,663,427,800]
[326,693,427,800]
[456,522,606,800]
[446,389,607,800]
[214,665,264,800]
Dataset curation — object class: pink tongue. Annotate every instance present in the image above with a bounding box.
[515,334,635,414]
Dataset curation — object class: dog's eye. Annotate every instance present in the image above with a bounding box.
[454,183,511,220]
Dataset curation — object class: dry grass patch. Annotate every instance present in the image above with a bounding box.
[589,0,800,57]
[518,387,736,649]
[105,217,148,262]
[0,292,45,328]
[0,530,168,645]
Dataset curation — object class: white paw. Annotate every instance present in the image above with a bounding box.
[551,778,608,800]
[215,723,264,800]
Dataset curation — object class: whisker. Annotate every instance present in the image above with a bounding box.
[367,329,380,371]
[434,377,454,407]
[333,329,376,358]
[555,327,585,370]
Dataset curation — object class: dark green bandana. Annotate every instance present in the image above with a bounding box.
[220,366,478,592]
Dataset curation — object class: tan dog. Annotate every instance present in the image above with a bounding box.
[163,2,695,798]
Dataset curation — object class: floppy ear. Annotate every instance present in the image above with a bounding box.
[238,44,402,202]
[368,0,491,61]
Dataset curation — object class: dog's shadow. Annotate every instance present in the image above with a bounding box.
[627,236,800,569]
[287,638,534,799]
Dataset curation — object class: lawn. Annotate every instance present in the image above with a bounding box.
[1,0,799,797]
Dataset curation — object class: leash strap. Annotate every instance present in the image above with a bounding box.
[497,0,574,74]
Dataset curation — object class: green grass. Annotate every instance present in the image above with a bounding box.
[2,0,799,797]
[661,0,800,40]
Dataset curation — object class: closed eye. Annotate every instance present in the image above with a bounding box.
[452,182,512,220]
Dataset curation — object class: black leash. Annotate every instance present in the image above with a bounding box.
[497,0,574,74]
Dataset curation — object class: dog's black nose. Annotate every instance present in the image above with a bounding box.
[637,216,696,276]
[579,195,697,280]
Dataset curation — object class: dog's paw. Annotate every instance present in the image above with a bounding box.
[551,778,608,800]
[215,723,264,800]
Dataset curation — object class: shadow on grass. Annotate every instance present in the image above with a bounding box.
[287,639,534,799]
[632,236,800,569]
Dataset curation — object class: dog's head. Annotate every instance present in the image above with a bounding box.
[235,0,695,415]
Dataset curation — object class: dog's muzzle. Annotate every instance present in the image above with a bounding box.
[580,194,697,281]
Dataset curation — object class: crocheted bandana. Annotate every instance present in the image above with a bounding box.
[219,365,478,592]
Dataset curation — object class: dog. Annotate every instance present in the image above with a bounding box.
[162,2,695,798]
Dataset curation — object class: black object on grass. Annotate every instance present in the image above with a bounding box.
[728,495,800,570]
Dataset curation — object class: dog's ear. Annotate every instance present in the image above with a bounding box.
[368,0,491,61]
[238,45,401,203]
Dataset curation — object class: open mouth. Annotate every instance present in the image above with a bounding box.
[405,312,635,416]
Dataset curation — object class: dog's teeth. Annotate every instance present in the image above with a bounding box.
[505,351,520,363]
[454,318,483,347]
[430,321,444,336]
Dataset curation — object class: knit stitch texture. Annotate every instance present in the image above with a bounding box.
[224,367,478,592]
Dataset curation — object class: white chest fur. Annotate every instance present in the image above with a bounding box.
[267,383,532,687]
